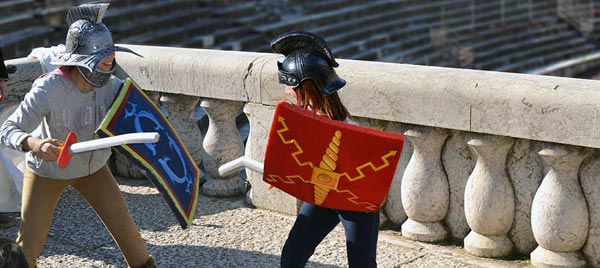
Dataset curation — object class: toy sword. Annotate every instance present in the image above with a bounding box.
[218,156,264,177]
[57,131,160,168]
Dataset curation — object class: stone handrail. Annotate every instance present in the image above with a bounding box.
[5,45,600,267]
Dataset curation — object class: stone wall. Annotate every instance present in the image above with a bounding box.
[5,45,600,267]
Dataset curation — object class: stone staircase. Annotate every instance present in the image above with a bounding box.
[1,0,598,75]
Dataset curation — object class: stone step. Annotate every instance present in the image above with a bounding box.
[112,6,212,40]
[121,18,223,45]
[213,2,257,18]
[105,0,199,27]
[0,0,36,18]
[474,21,569,64]
[255,0,400,36]
[0,12,44,35]
[0,26,58,58]
[497,42,596,73]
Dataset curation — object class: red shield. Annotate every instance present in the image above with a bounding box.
[263,102,404,212]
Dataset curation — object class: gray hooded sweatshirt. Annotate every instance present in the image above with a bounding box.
[0,68,121,179]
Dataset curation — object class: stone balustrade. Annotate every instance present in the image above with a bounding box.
[5,45,600,267]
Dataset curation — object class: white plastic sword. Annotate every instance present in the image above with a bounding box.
[218,156,264,176]
[57,132,160,168]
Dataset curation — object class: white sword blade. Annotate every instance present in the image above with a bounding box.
[218,156,264,176]
[69,132,160,153]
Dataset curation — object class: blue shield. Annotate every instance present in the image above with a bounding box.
[98,78,200,229]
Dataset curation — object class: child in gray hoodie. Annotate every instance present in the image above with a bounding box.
[0,3,155,268]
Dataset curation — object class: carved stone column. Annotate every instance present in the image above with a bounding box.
[464,134,514,257]
[160,93,204,167]
[200,98,245,197]
[531,145,590,268]
[401,125,449,242]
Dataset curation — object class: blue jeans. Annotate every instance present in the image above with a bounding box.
[280,203,379,268]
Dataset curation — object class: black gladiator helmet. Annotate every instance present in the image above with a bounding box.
[51,3,141,87]
[270,31,346,95]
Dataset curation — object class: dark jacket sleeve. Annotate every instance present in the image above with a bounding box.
[0,48,8,80]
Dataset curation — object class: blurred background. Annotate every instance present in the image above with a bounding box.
[3,0,600,78]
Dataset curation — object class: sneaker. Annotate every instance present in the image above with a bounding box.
[0,213,15,228]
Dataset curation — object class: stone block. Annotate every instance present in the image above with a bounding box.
[442,130,474,240]
[507,139,543,255]
[244,103,300,215]
[580,151,600,268]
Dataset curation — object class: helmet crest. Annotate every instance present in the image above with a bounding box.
[66,2,109,25]
[270,31,339,67]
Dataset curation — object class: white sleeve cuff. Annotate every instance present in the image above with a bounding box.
[14,134,31,152]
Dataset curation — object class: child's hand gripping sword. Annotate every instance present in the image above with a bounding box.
[57,131,160,168]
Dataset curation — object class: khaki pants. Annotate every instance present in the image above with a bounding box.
[17,166,149,268]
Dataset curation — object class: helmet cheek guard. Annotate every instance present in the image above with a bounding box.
[77,59,116,87]
[277,62,300,88]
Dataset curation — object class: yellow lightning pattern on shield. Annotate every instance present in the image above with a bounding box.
[341,150,398,181]
[265,174,296,184]
[265,174,313,184]
[276,116,314,169]
[337,189,379,211]
[272,116,394,209]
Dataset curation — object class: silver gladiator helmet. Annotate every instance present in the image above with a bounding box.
[270,31,346,95]
[51,3,141,87]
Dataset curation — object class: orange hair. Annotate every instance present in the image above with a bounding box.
[293,80,351,121]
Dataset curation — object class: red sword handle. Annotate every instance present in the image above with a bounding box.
[57,132,77,168]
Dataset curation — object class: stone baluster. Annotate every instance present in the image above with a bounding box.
[200,98,245,197]
[401,125,449,242]
[531,145,590,268]
[160,93,204,167]
[464,134,514,257]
